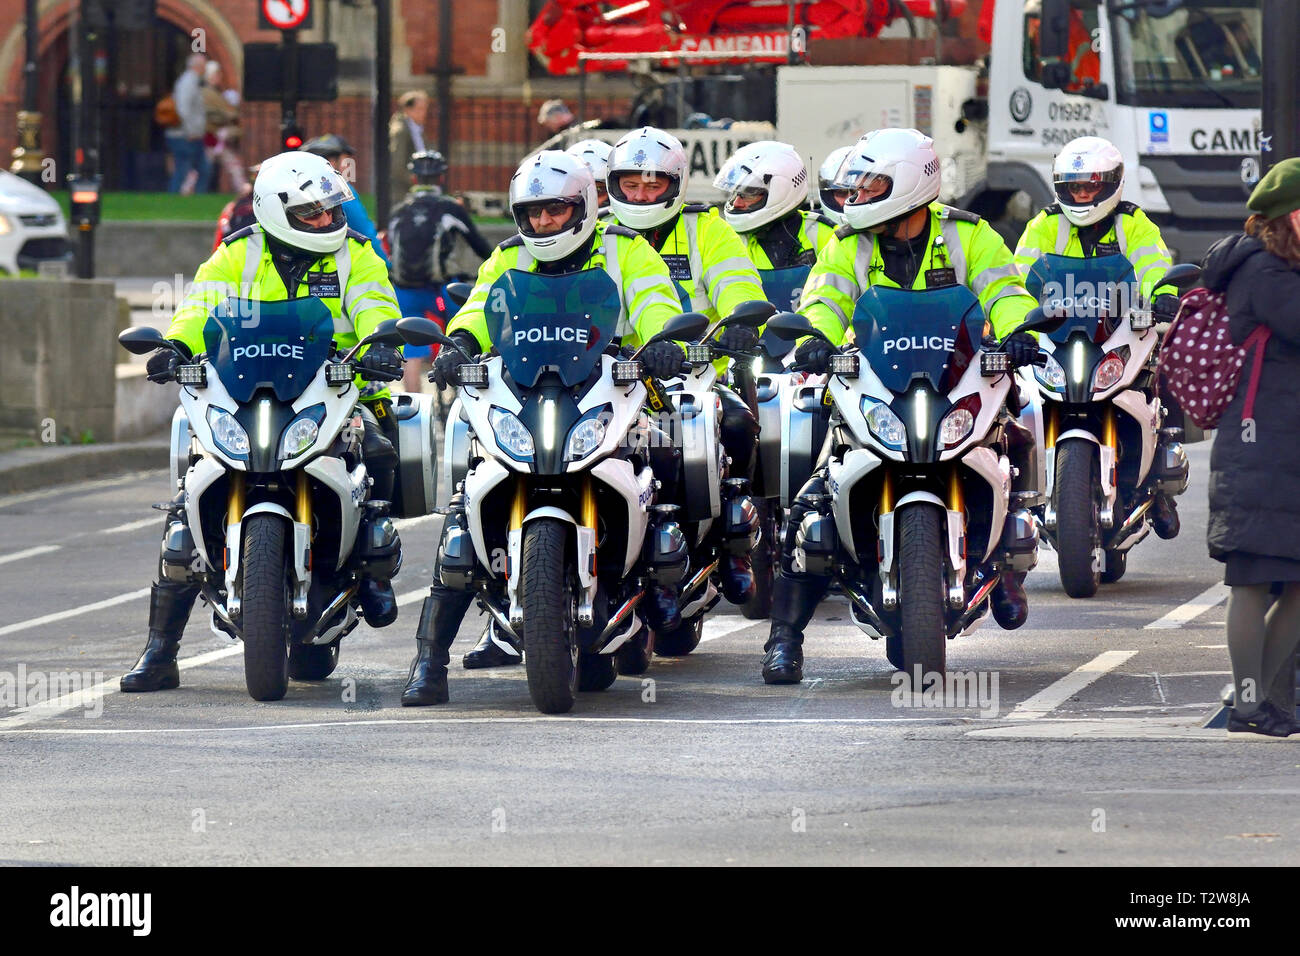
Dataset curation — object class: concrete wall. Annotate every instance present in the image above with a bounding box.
[0,279,118,444]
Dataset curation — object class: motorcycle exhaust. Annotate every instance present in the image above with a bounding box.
[840,579,894,639]
[953,571,1002,634]
[679,559,719,603]
[597,589,646,644]
[478,594,523,647]
[1108,498,1153,549]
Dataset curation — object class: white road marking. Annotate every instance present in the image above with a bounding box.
[1195,645,1228,649]
[98,517,159,535]
[0,471,161,509]
[0,644,243,731]
[0,545,61,565]
[969,717,1289,741]
[0,715,986,735]
[700,616,760,643]
[396,588,427,607]
[0,588,151,637]
[1145,582,1229,629]
[1004,650,1138,720]
[393,514,439,531]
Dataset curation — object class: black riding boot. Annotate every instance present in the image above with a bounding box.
[401,585,474,706]
[463,618,524,669]
[762,572,830,685]
[121,581,198,692]
[990,571,1029,630]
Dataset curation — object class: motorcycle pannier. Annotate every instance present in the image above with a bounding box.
[392,392,439,518]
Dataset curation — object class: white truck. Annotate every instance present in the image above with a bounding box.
[775,0,1262,262]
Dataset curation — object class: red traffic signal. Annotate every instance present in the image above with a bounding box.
[283,132,304,150]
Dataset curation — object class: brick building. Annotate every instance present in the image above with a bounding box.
[0,0,985,198]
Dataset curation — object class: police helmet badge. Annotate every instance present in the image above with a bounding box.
[528,177,544,197]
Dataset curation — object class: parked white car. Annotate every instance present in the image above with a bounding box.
[0,170,71,275]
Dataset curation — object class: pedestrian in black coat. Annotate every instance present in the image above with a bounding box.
[1199,156,1300,736]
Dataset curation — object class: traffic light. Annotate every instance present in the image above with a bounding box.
[281,120,305,151]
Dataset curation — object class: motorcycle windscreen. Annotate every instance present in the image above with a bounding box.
[1023,253,1137,345]
[203,297,335,403]
[850,284,985,395]
[757,265,812,361]
[484,269,621,389]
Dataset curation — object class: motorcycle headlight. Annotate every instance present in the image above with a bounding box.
[862,398,906,449]
[1034,353,1067,391]
[565,410,609,463]
[1091,350,1128,392]
[207,407,249,459]
[489,407,535,460]
[939,396,981,449]
[278,404,326,461]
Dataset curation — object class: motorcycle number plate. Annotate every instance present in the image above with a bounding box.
[308,270,342,298]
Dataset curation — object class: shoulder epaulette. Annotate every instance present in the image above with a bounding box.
[1042,203,1062,216]
[682,203,714,214]
[499,234,526,250]
[834,224,857,240]
[345,228,370,243]
[940,205,981,224]
[222,224,257,246]
[808,212,837,228]
[1116,200,1140,216]
[601,223,638,239]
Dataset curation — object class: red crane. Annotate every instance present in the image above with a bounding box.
[527,0,968,75]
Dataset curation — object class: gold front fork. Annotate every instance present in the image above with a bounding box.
[1101,405,1117,451]
[580,475,597,536]
[295,471,312,527]
[881,470,895,514]
[1045,405,1058,450]
[229,473,246,524]
[509,476,527,532]
[947,467,964,514]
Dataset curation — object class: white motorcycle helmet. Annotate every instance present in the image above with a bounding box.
[565,139,613,196]
[508,150,599,262]
[1053,136,1125,227]
[252,151,354,255]
[835,128,942,232]
[817,145,854,227]
[712,141,810,234]
[606,127,688,230]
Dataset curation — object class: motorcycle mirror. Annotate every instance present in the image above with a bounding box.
[445,282,473,308]
[631,312,710,361]
[397,316,453,349]
[118,326,176,355]
[1009,306,1066,339]
[723,299,777,329]
[341,319,405,363]
[763,311,823,342]
[1162,263,1202,290]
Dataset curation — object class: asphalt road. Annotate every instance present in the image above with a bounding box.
[1,443,1297,866]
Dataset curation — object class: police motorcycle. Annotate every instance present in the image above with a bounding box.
[118,299,433,701]
[1022,256,1200,597]
[398,268,716,714]
[765,287,1063,674]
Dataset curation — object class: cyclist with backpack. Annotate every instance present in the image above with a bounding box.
[386,150,494,393]
[1197,158,1300,736]
[1013,135,1184,539]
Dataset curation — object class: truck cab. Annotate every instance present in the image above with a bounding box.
[985,0,1261,262]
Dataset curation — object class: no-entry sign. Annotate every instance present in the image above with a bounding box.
[259,0,311,31]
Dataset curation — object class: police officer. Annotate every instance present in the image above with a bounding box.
[122,151,407,692]
[1014,135,1183,538]
[387,149,494,393]
[713,140,839,314]
[761,128,1042,684]
[816,145,854,228]
[566,139,615,219]
[606,126,767,608]
[400,150,684,703]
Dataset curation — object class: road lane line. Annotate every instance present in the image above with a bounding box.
[0,588,151,637]
[1005,650,1138,720]
[0,545,61,565]
[701,617,759,643]
[393,514,438,531]
[98,517,159,535]
[397,588,427,607]
[0,644,243,731]
[1145,582,1229,629]
[0,472,162,509]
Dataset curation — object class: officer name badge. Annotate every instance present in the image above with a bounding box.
[308,270,342,297]
[924,267,958,288]
[660,254,693,281]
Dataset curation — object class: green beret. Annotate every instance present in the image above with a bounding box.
[1248,157,1300,221]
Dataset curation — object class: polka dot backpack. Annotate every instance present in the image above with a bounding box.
[1157,288,1270,429]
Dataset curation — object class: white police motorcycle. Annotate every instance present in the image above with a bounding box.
[1022,256,1198,597]
[766,286,1061,674]
[119,299,432,701]
[399,269,713,714]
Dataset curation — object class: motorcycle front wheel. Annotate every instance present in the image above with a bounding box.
[521,518,579,714]
[240,514,292,701]
[897,504,946,677]
[1055,438,1102,598]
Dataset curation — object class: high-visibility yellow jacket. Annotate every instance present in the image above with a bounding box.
[1013,201,1177,303]
[742,210,838,270]
[630,205,766,324]
[800,202,1037,344]
[448,219,681,353]
[166,225,401,401]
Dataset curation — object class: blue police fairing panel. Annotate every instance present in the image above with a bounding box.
[1024,253,1138,346]
[851,284,985,396]
[203,298,335,404]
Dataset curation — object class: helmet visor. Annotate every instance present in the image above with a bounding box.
[1054,166,1122,206]
[285,189,349,223]
[514,197,586,238]
[835,152,896,205]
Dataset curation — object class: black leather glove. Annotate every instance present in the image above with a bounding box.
[146,341,191,384]
[717,325,759,354]
[1153,293,1181,321]
[429,333,480,389]
[1000,331,1042,369]
[356,343,403,382]
[641,341,687,380]
[792,336,834,374]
